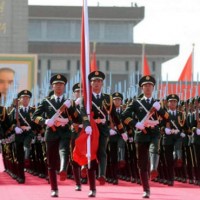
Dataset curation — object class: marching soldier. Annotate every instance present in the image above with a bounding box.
[9,90,38,183]
[32,74,72,197]
[108,92,126,185]
[85,70,127,197]
[121,75,170,198]
[70,83,84,191]
[0,92,13,174]
[191,96,200,185]
[162,94,187,186]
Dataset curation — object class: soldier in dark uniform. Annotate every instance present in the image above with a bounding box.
[0,92,13,174]
[9,90,38,183]
[70,83,84,191]
[191,96,200,185]
[32,74,72,197]
[162,94,187,186]
[107,92,126,185]
[87,71,127,196]
[121,75,170,198]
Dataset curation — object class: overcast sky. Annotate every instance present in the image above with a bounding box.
[28,0,200,81]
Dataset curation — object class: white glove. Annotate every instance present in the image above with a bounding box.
[129,137,134,143]
[109,129,117,136]
[165,128,171,135]
[64,99,71,108]
[121,132,128,141]
[85,126,92,135]
[75,97,81,106]
[153,101,161,111]
[135,122,145,130]
[15,127,23,134]
[180,132,186,138]
[196,128,200,135]
[45,119,54,127]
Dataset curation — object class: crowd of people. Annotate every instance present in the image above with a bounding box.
[0,71,200,199]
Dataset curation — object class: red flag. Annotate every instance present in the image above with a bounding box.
[178,52,193,81]
[143,54,151,76]
[73,115,99,165]
[73,0,99,166]
[90,51,97,72]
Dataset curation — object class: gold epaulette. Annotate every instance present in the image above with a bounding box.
[124,117,132,125]
[34,116,43,124]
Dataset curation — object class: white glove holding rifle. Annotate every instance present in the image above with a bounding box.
[45,118,54,127]
[64,99,71,108]
[109,129,117,136]
[153,101,161,111]
[15,127,23,134]
[135,122,145,130]
[165,128,171,135]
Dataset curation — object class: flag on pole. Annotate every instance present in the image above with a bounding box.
[90,42,98,72]
[141,43,151,76]
[143,54,151,76]
[178,52,193,81]
[73,0,99,167]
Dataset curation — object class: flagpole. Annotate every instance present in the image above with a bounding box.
[82,0,91,168]
[141,43,145,76]
[192,43,195,82]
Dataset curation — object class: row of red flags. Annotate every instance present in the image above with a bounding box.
[143,52,193,81]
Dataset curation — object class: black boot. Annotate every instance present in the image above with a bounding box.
[112,164,118,185]
[150,153,159,180]
[88,169,96,197]
[72,164,81,191]
[59,154,67,181]
[140,171,150,198]
[48,169,58,197]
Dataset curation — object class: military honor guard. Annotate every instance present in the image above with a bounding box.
[32,74,73,197]
[81,70,127,197]
[121,75,170,198]
[162,94,187,186]
[9,90,38,183]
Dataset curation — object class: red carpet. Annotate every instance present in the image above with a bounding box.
[0,153,199,200]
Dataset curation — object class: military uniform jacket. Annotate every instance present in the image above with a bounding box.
[0,106,11,139]
[109,107,124,143]
[71,100,90,140]
[9,106,39,142]
[91,93,125,137]
[121,97,169,143]
[191,110,200,145]
[32,96,80,142]
[162,110,187,146]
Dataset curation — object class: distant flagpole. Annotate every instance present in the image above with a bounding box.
[142,43,145,75]
[192,43,195,82]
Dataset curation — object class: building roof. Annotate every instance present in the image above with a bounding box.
[29,5,144,23]
[28,42,179,61]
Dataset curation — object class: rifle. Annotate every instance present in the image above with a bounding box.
[49,100,69,131]
[140,107,158,134]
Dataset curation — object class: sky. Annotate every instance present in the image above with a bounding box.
[28,0,200,81]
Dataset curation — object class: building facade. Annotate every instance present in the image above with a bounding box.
[1,1,179,95]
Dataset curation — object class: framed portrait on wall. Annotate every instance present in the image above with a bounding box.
[0,54,37,104]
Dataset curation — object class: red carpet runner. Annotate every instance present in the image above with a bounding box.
[0,153,199,200]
